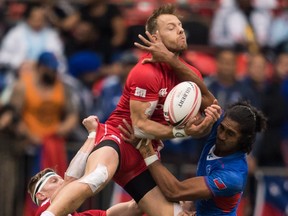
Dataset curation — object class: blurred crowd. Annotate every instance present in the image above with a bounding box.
[0,0,287,216]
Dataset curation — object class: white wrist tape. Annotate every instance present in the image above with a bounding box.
[172,127,188,138]
[88,131,96,138]
[144,154,158,166]
[65,151,89,179]
[40,211,55,216]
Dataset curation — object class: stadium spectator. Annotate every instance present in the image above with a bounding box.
[240,53,269,215]
[40,4,215,216]
[276,53,288,166]
[0,2,65,73]
[63,0,127,64]
[63,19,99,58]
[253,52,288,167]
[268,0,288,55]
[7,51,78,215]
[132,101,267,215]
[0,104,23,216]
[204,48,254,108]
[93,51,138,122]
[210,0,272,54]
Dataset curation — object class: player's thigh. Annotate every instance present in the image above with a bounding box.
[138,186,175,216]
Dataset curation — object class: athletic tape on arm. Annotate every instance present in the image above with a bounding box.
[65,151,89,179]
[78,164,108,193]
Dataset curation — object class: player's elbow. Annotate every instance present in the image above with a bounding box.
[133,121,155,139]
[162,183,185,202]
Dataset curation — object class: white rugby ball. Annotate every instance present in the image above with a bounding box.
[163,81,202,127]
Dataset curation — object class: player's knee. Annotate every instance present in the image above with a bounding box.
[78,164,109,194]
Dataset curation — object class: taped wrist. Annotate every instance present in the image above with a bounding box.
[88,131,96,139]
[172,127,188,138]
[65,151,89,179]
[144,154,158,166]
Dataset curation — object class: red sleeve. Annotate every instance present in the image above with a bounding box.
[126,60,163,102]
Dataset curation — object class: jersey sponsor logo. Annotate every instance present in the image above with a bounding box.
[213,177,227,190]
[135,87,147,98]
[158,88,168,97]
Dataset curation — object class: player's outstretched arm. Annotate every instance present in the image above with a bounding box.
[64,115,99,181]
[134,31,215,110]
[50,116,99,202]
[137,139,212,201]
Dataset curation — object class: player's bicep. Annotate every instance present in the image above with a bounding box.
[130,99,158,138]
[130,100,157,123]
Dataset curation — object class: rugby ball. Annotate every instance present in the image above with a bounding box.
[163,81,202,127]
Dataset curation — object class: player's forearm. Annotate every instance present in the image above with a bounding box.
[65,133,95,180]
[133,118,174,140]
[138,143,181,200]
[166,55,215,109]
[146,159,183,201]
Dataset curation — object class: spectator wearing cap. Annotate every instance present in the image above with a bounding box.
[6,51,79,216]
[68,51,103,89]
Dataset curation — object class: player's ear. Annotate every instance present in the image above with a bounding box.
[152,34,157,41]
[36,192,46,202]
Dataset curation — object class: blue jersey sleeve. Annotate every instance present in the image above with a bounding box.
[205,170,244,197]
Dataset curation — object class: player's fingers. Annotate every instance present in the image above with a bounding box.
[134,42,149,51]
[118,124,130,137]
[204,108,218,121]
[145,31,155,43]
[120,133,131,143]
[122,119,133,133]
[207,105,221,120]
[138,34,153,46]
[142,58,155,64]
[185,116,198,127]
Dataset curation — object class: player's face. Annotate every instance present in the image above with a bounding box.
[215,117,242,156]
[40,175,64,199]
[156,14,187,53]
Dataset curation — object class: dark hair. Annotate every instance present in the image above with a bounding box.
[145,4,178,34]
[215,47,237,60]
[23,2,43,20]
[224,101,267,153]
